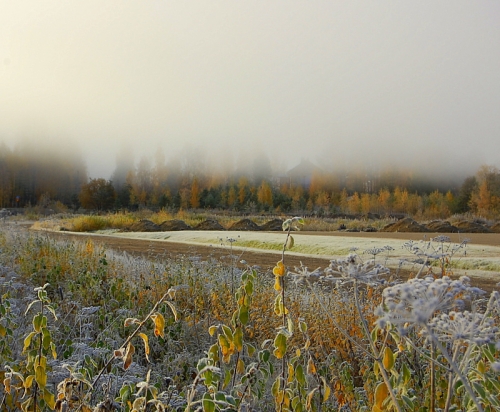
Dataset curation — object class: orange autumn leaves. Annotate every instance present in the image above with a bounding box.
[273,260,285,291]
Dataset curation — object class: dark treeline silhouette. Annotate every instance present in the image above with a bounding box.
[0,141,87,208]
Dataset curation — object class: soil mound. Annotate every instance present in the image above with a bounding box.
[127,219,161,232]
[194,219,225,230]
[228,219,261,231]
[381,217,429,233]
[489,222,500,233]
[159,219,192,231]
[259,219,284,231]
[425,220,459,233]
[453,220,492,233]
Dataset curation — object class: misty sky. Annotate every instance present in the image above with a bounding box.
[1,1,499,179]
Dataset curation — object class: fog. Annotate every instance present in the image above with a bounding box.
[1,1,499,181]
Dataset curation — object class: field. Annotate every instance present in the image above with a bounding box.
[1,218,500,411]
[43,228,500,291]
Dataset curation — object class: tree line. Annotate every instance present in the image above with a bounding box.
[0,142,86,209]
[81,164,500,219]
[1,142,500,219]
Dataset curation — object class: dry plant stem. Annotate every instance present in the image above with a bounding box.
[279,226,291,412]
[443,345,461,412]
[415,256,428,278]
[33,299,46,412]
[425,325,484,412]
[85,290,172,406]
[402,338,448,369]
[353,280,402,412]
[429,342,435,412]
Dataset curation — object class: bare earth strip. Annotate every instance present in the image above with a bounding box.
[39,228,500,291]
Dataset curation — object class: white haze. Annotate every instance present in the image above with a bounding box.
[1,1,499,180]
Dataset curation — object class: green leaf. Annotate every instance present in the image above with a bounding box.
[222,325,233,342]
[239,305,249,325]
[42,328,51,350]
[35,365,47,388]
[223,369,232,389]
[401,395,414,409]
[472,381,486,399]
[299,320,307,333]
[246,343,256,356]
[234,327,243,352]
[23,331,37,353]
[202,393,215,412]
[259,349,270,363]
[33,313,44,333]
[402,363,411,385]
[273,332,287,359]
[245,280,254,296]
[296,364,306,386]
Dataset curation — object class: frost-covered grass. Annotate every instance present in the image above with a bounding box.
[89,229,500,281]
[1,221,500,411]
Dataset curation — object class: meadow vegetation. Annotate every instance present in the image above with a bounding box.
[1,219,500,411]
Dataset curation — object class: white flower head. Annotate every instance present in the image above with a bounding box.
[427,311,498,345]
[325,254,389,285]
[376,275,486,331]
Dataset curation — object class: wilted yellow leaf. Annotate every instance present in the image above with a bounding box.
[273,261,285,277]
[237,358,245,374]
[321,377,331,402]
[151,312,165,338]
[123,342,135,370]
[374,382,389,407]
[124,318,140,327]
[138,333,150,362]
[307,357,317,375]
[383,347,394,370]
[43,388,56,409]
[274,276,282,291]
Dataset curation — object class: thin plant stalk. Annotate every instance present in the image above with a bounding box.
[353,279,402,412]
[425,325,484,412]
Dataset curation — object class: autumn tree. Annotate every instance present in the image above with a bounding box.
[377,188,392,214]
[469,165,500,217]
[257,180,273,210]
[227,186,237,208]
[238,177,248,206]
[79,178,116,210]
[190,177,201,208]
